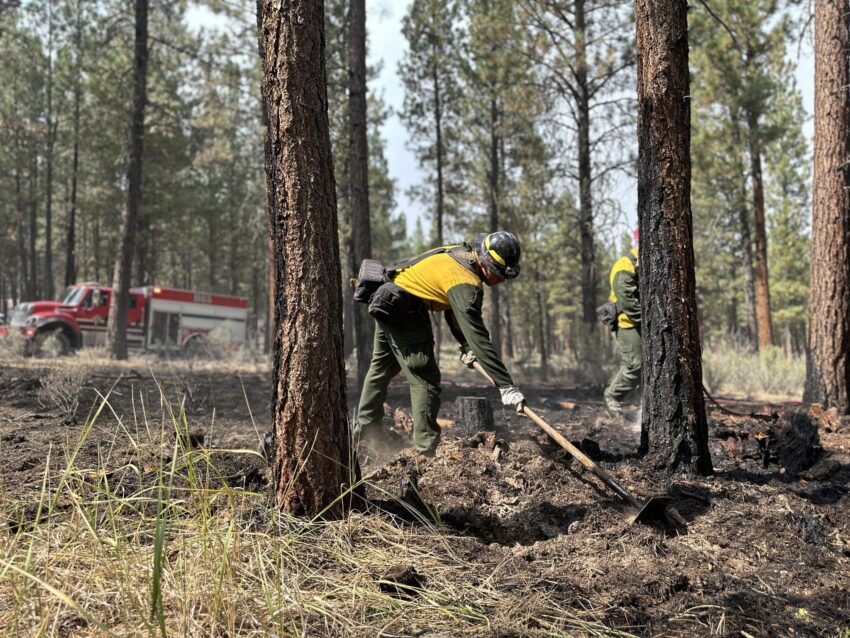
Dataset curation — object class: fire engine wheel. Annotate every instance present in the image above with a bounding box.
[33,329,72,357]
[183,335,215,360]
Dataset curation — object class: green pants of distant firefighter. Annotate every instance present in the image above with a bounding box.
[355,310,441,455]
[604,327,642,404]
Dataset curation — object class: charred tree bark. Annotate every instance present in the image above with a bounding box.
[455,396,495,436]
[259,0,354,516]
[106,0,148,360]
[805,0,850,413]
[348,0,373,387]
[635,0,712,475]
[575,0,596,326]
[747,108,773,349]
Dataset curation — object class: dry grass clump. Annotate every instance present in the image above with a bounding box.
[0,389,633,638]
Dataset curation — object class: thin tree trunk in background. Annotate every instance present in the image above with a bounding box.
[431,63,446,362]
[348,0,373,387]
[737,190,758,349]
[106,0,148,360]
[635,0,712,475]
[747,109,773,349]
[44,4,55,300]
[729,120,758,349]
[535,278,548,378]
[65,0,82,288]
[805,0,850,413]
[259,0,353,516]
[65,100,80,286]
[488,97,502,356]
[433,64,445,247]
[28,154,38,300]
[503,292,514,358]
[16,219,25,304]
[575,0,596,325]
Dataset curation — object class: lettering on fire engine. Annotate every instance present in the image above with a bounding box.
[194,292,212,304]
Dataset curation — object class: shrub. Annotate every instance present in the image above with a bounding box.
[0,329,27,359]
[703,342,805,400]
[36,360,93,423]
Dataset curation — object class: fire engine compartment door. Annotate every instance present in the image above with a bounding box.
[151,310,181,348]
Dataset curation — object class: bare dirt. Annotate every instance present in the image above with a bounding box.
[1,359,849,636]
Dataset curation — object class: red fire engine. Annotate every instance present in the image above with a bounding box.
[0,283,248,355]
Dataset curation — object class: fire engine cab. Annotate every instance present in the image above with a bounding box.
[1,283,248,356]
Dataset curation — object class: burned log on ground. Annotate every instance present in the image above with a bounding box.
[708,410,821,476]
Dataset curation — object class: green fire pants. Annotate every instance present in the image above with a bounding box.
[355,309,441,455]
[604,326,642,404]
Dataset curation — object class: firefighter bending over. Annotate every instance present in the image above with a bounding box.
[354,231,525,457]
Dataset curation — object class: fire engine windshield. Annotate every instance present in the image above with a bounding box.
[58,287,86,306]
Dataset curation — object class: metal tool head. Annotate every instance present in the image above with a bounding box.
[625,495,685,530]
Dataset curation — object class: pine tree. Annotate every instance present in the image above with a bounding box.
[636,0,712,475]
[259,0,354,515]
[521,0,634,325]
[106,0,148,361]
[805,0,850,413]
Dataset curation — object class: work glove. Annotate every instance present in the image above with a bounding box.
[459,345,477,368]
[499,385,526,414]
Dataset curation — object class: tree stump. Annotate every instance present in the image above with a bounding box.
[775,412,821,477]
[454,397,494,437]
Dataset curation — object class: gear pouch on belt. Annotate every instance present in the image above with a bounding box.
[368,282,412,325]
[353,259,386,304]
[596,301,619,331]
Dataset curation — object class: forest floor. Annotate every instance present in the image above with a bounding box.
[0,354,848,637]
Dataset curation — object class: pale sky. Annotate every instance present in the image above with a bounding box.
[186,1,816,240]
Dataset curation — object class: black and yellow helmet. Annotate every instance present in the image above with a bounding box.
[474,231,521,279]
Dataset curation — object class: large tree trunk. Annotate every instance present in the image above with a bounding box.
[747,108,773,349]
[635,0,712,475]
[106,0,148,360]
[488,97,502,356]
[805,0,850,413]
[575,0,596,326]
[348,0,373,388]
[259,0,354,516]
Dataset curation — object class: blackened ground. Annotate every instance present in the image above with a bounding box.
[1,360,848,636]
